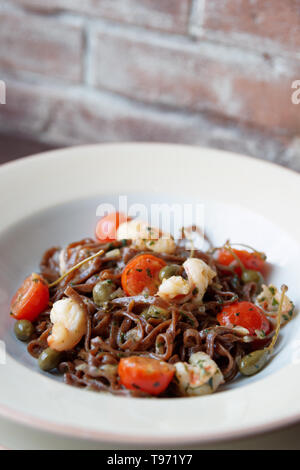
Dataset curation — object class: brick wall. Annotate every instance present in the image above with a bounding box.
[0,0,300,170]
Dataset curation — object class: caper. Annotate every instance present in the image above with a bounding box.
[14,320,34,342]
[141,305,170,321]
[159,264,181,281]
[241,269,264,285]
[38,347,62,372]
[238,349,270,376]
[93,280,116,306]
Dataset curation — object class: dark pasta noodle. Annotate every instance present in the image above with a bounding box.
[24,236,276,398]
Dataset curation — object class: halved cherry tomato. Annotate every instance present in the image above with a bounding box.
[121,254,166,296]
[217,301,270,336]
[95,212,129,242]
[118,356,175,395]
[217,248,265,276]
[10,273,49,321]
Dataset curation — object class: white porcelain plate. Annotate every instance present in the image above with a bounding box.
[0,143,300,446]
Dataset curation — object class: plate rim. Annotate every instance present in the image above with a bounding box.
[1,400,300,446]
[1,141,299,178]
[1,142,300,445]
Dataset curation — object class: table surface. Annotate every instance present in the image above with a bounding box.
[0,133,55,166]
[0,133,299,450]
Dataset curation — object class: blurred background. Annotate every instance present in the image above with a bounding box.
[0,0,300,169]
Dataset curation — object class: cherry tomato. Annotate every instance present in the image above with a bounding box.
[217,301,270,336]
[118,356,175,395]
[95,212,129,242]
[217,248,265,276]
[10,273,49,322]
[121,254,166,296]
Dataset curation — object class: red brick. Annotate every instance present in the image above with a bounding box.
[0,78,287,169]
[0,11,83,82]
[14,0,192,34]
[0,79,207,145]
[193,0,300,55]
[89,27,300,135]
[0,80,56,135]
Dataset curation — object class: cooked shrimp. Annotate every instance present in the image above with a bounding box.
[174,352,224,396]
[157,258,216,302]
[257,284,295,325]
[47,298,87,351]
[183,258,216,302]
[157,275,190,300]
[117,219,176,254]
[58,249,67,275]
[145,237,176,254]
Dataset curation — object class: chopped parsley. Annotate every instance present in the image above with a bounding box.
[120,332,125,342]
[208,377,214,389]
[257,330,266,338]
[132,383,141,390]
[180,312,196,327]
[231,275,239,289]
